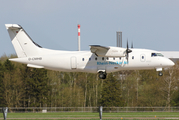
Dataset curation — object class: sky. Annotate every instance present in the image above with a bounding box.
[0,0,179,56]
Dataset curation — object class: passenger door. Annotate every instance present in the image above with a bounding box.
[71,57,77,69]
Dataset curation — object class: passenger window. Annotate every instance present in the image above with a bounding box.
[82,58,84,61]
[106,57,109,60]
[89,58,91,61]
[95,57,97,60]
[119,57,121,60]
[142,56,144,59]
[132,56,134,59]
[113,57,115,60]
[102,57,104,60]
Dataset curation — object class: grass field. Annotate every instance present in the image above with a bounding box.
[1,112,179,120]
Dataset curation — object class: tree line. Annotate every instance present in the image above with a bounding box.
[0,54,179,109]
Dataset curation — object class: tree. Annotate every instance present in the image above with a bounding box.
[137,70,166,108]
[4,59,14,71]
[160,62,179,109]
[22,67,50,107]
[99,73,125,107]
[122,71,139,107]
[2,59,25,108]
[0,62,6,107]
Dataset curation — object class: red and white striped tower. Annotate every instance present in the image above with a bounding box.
[78,24,80,51]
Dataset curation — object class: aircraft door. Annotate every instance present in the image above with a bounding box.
[71,57,77,69]
[146,53,151,62]
[140,54,146,62]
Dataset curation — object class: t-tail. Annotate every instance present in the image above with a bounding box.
[5,24,42,58]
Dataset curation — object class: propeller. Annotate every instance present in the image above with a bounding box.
[131,42,133,48]
[126,40,132,62]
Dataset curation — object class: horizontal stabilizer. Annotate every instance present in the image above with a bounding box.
[5,24,21,29]
[27,64,44,68]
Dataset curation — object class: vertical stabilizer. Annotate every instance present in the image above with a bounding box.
[5,24,41,57]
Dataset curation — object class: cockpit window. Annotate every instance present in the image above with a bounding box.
[157,53,164,57]
[151,53,164,57]
[151,53,157,57]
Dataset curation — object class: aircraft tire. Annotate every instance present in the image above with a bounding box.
[99,72,106,79]
[158,71,163,76]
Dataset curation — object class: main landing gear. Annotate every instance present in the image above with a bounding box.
[98,71,107,79]
[158,71,163,76]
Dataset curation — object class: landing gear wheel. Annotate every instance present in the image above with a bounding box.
[99,72,107,79]
[158,71,163,76]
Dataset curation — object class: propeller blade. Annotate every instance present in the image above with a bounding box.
[127,40,129,50]
[131,42,133,48]
[126,52,129,62]
[126,40,129,62]
[126,40,132,63]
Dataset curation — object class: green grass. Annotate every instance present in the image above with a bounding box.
[0,112,179,119]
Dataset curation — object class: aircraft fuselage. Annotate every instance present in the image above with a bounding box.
[5,24,174,79]
[10,48,174,73]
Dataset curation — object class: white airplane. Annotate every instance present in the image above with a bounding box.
[5,24,175,79]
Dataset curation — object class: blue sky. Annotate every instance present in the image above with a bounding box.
[0,0,179,56]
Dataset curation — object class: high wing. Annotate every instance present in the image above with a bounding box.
[90,45,126,57]
[90,45,109,56]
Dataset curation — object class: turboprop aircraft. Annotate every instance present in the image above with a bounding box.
[5,24,175,79]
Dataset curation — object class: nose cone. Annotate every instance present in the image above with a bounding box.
[164,58,175,67]
[169,59,175,66]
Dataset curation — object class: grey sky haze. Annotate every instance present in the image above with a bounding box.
[0,0,179,56]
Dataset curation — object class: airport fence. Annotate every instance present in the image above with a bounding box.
[1,107,179,113]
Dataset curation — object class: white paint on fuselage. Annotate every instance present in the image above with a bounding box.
[10,48,174,73]
[6,24,174,75]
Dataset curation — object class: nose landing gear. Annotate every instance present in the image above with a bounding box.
[156,68,163,76]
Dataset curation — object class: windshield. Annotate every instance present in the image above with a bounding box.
[151,53,164,57]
